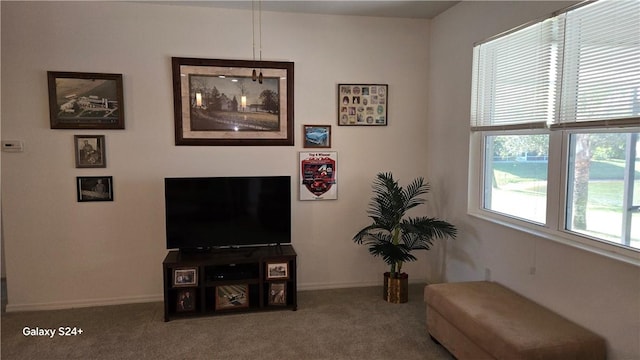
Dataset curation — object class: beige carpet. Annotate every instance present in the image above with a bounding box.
[1,283,453,360]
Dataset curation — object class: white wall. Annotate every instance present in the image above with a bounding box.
[427,2,640,359]
[1,2,434,310]
[5,1,637,358]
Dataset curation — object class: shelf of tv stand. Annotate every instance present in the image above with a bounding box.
[162,245,297,322]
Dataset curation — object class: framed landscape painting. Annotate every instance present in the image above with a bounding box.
[48,71,124,129]
[171,57,294,146]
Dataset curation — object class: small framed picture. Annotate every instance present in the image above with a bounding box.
[176,289,196,312]
[76,176,113,202]
[338,84,388,126]
[268,282,287,306]
[215,284,249,310]
[303,125,331,148]
[74,135,106,168]
[173,268,198,287]
[266,262,289,280]
[48,71,125,129]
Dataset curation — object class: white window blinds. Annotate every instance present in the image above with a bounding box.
[471,17,562,130]
[471,0,640,131]
[556,0,640,127]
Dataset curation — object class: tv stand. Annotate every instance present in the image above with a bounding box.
[163,245,297,322]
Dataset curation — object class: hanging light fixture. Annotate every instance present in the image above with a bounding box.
[258,0,263,84]
[251,0,263,84]
[251,0,257,81]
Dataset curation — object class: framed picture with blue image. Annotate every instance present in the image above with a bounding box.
[303,125,331,148]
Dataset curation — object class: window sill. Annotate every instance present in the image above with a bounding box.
[468,208,640,267]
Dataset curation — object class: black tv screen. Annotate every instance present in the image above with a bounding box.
[164,176,291,250]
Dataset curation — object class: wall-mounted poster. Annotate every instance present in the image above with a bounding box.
[299,151,337,200]
[338,84,388,126]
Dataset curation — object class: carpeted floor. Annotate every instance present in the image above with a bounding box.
[1,283,453,360]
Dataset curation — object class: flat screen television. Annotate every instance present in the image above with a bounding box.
[164,176,291,250]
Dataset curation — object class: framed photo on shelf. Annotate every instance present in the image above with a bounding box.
[173,268,198,287]
[176,289,196,312]
[338,84,388,126]
[47,71,125,129]
[76,176,113,202]
[266,262,289,280]
[303,125,331,148]
[268,282,287,306]
[299,151,338,201]
[74,135,106,168]
[171,57,294,146]
[215,284,249,310]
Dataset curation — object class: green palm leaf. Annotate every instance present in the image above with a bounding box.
[352,172,457,277]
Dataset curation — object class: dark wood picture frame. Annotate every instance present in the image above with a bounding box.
[303,125,331,148]
[74,135,106,168]
[338,84,388,126]
[48,71,124,129]
[76,176,113,202]
[171,57,294,146]
[215,284,249,310]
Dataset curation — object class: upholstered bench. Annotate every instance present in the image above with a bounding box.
[424,281,606,360]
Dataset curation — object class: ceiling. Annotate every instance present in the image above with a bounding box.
[145,1,460,20]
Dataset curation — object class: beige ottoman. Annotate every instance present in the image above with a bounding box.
[425,281,606,360]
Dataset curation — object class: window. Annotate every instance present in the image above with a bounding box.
[483,133,549,224]
[470,0,640,262]
[566,132,640,249]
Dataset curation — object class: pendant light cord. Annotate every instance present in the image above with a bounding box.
[258,0,263,83]
[252,1,256,62]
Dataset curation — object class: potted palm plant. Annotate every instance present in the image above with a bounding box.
[353,172,457,303]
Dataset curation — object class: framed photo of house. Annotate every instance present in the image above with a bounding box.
[176,289,196,312]
[268,282,287,306]
[76,176,113,202]
[171,57,294,146]
[173,268,198,287]
[338,84,388,126]
[299,151,338,201]
[47,71,125,129]
[266,262,289,280]
[215,284,249,310]
[74,135,106,168]
[303,125,331,148]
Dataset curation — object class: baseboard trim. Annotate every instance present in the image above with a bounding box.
[5,277,427,312]
[5,294,163,313]
[297,277,427,291]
